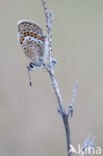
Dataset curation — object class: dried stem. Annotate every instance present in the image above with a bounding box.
[41,1,78,155]
[42,0,53,65]
[43,64,73,156]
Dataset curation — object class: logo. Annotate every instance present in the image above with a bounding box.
[69,144,102,155]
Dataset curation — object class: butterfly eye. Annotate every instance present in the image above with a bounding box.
[29,62,35,71]
[30,63,34,68]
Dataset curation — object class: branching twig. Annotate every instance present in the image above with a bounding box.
[42,1,78,156]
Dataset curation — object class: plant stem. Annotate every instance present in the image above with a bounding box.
[44,64,72,156]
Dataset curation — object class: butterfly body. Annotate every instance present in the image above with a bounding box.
[18,20,48,66]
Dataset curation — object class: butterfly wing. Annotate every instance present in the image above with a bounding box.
[18,20,48,65]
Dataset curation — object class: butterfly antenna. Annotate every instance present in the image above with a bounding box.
[27,66,32,86]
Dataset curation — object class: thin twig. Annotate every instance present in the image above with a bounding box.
[42,0,49,27]
[42,0,53,65]
[43,64,73,156]
[41,0,78,155]
[68,80,78,117]
[43,64,65,112]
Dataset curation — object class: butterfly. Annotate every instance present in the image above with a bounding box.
[17,20,48,69]
[17,20,48,85]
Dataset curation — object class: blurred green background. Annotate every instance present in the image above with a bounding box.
[0,0,103,155]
